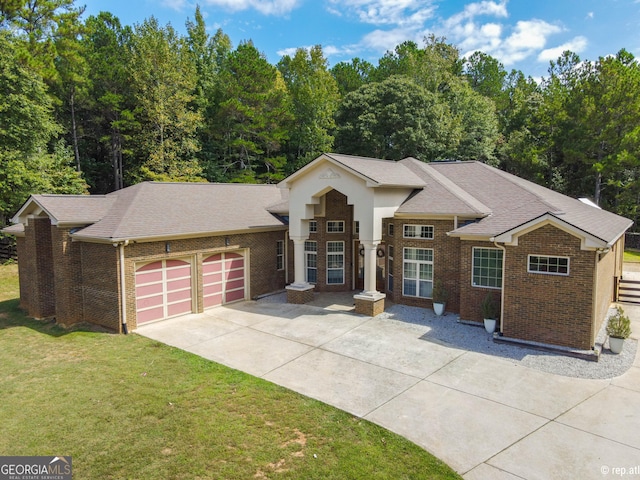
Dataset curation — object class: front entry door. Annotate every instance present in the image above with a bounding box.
[354,240,364,290]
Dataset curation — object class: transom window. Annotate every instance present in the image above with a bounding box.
[276,240,284,270]
[309,220,317,233]
[403,224,434,239]
[528,255,569,275]
[327,241,345,284]
[403,247,433,298]
[327,221,345,233]
[304,241,317,284]
[472,247,503,289]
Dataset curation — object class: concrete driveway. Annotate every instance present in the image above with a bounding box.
[137,300,640,479]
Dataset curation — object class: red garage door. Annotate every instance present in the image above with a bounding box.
[203,252,246,309]
[135,259,193,324]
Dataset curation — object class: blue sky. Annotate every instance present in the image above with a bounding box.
[81,0,640,79]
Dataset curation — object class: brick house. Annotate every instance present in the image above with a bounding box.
[4,153,632,351]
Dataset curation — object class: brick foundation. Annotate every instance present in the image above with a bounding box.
[354,294,385,316]
[286,285,315,304]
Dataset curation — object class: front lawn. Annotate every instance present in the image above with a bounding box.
[0,263,460,479]
[624,249,640,263]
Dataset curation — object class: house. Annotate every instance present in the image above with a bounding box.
[4,153,632,352]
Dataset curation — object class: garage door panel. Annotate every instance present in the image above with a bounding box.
[225,289,245,302]
[136,283,163,297]
[203,293,223,308]
[135,259,193,324]
[138,306,164,323]
[202,251,245,309]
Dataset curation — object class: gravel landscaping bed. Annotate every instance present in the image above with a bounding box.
[258,293,636,380]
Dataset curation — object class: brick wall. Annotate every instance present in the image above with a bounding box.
[502,224,595,350]
[51,227,84,326]
[459,240,501,323]
[20,217,56,318]
[81,242,120,331]
[305,189,355,292]
[384,218,462,313]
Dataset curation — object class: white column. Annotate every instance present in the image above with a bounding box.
[361,241,379,295]
[291,236,308,287]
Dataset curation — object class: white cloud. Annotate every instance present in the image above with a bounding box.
[327,0,436,27]
[537,36,588,62]
[178,0,301,15]
[360,27,417,51]
[586,11,594,19]
[445,0,508,26]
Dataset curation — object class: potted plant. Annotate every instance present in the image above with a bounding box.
[606,306,632,354]
[432,279,448,316]
[480,293,500,334]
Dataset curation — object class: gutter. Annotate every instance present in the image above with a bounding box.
[115,240,130,334]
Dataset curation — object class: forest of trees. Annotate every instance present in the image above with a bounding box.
[1,1,640,229]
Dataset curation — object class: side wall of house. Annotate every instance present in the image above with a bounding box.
[383,218,461,313]
[502,224,595,350]
[81,242,121,332]
[458,239,502,323]
[51,227,84,326]
[594,239,621,340]
[19,217,56,318]
[123,230,287,330]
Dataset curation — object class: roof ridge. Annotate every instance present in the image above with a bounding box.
[401,158,492,215]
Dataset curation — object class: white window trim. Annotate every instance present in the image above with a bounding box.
[304,240,317,284]
[471,247,503,289]
[326,240,345,285]
[309,220,317,233]
[276,240,284,271]
[403,224,434,239]
[388,223,394,236]
[327,220,345,233]
[528,254,570,276]
[402,247,433,298]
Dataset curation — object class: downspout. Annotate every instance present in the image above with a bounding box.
[493,241,507,335]
[118,240,130,334]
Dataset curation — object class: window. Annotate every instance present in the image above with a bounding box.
[388,245,394,292]
[472,248,503,288]
[354,221,360,235]
[403,224,434,239]
[276,240,284,270]
[528,255,569,275]
[309,220,317,233]
[403,248,433,298]
[327,221,344,233]
[305,241,317,283]
[388,223,394,236]
[327,241,344,284]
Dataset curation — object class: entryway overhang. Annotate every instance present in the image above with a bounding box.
[278,153,425,314]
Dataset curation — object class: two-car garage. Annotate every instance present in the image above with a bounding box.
[135,251,247,325]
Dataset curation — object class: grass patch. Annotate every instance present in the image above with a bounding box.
[0,264,460,479]
[624,250,640,263]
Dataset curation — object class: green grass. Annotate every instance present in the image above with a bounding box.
[624,250,640,263]
[0,264,461,479]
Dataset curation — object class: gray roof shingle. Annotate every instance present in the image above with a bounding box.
[73,182,287,242]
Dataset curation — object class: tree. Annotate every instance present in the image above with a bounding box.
[464,51,507,100]
[278,45,340,169]
[209,42,293,183]
[83,12,136,192]
[129,17,203,182]
[330,57,374,95]
[334,76,454,161]
[0,32,85,224]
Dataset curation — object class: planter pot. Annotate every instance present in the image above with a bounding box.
[609,336,625,354]
[433,302,445,316]
[484,318,497,334]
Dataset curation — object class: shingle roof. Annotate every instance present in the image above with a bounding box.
[396,158,491,216]
[72,182,286,242]
[11,194,114,225]
[427,161,632,243]
[279,153,426,189]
